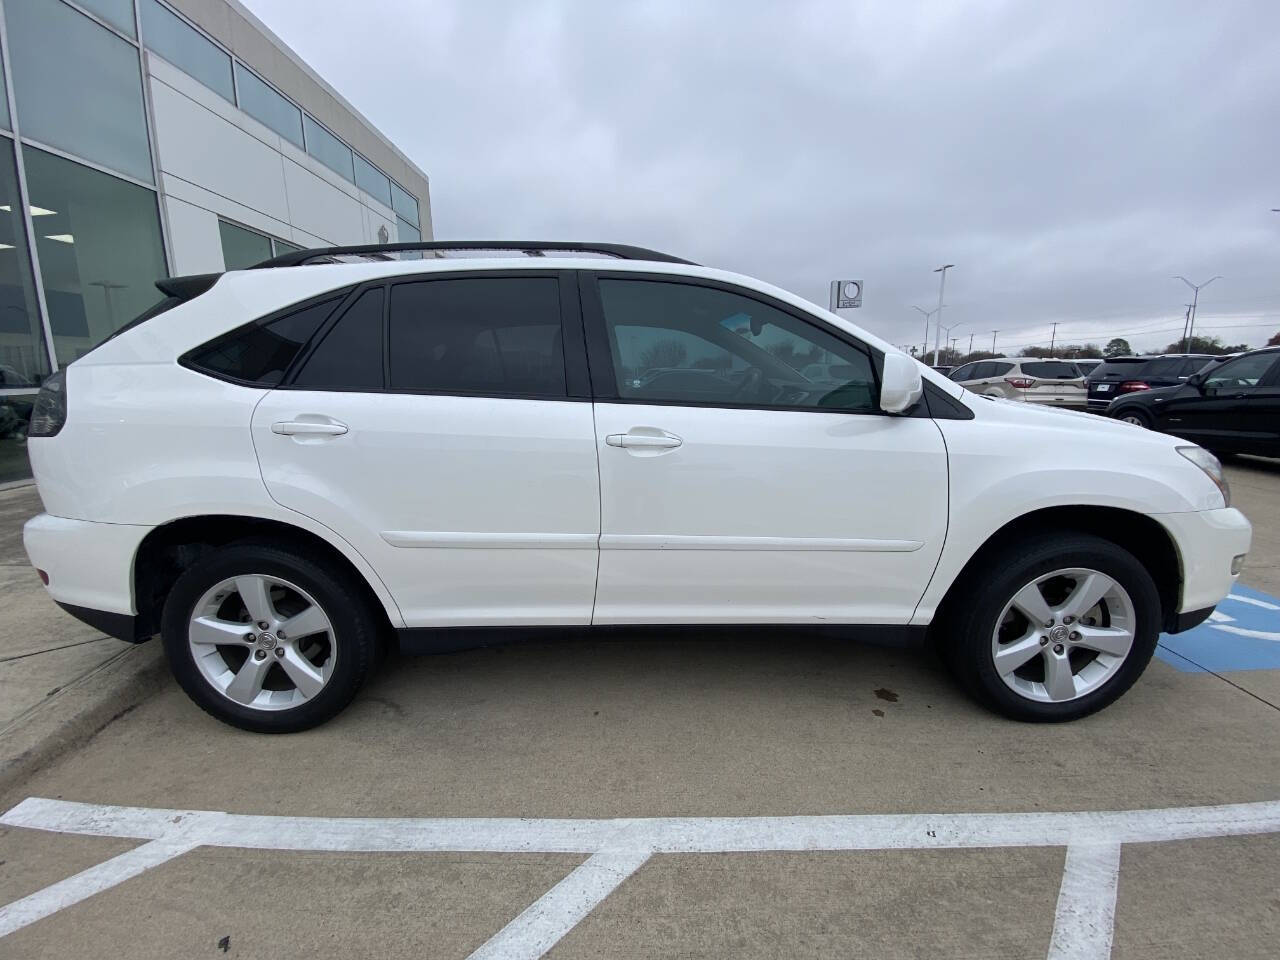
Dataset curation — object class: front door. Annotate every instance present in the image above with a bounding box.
[1163,352,1280,453]
[251,272,601,627]
[581,273,949,625]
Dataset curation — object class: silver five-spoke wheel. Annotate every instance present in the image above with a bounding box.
[188,574,336,711]
[991,567,1136,704]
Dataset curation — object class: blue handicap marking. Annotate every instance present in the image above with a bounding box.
[1157,582,1280,672]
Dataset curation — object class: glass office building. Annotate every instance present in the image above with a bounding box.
[0,0,431,482]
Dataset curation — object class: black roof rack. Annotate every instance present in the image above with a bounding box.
[250,240,696,268]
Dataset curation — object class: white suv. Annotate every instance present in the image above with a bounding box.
[22,242,1250,732]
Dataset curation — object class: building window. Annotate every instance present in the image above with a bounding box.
[233,63,303,148]
[397,219,421,245]
[353,154,392,208]
[218,219,300,269]
[390,181,418,226]
[0,144,48,389]
[139,0,234,103]
[7,0,154,183]
[302,115,354,183]
[23,147,167,367]
[77,0,138,37]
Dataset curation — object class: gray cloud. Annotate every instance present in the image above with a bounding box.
[247,0,1280,354]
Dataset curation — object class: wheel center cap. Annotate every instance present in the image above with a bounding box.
[257,633,277,651]
[1049,624,1070,644]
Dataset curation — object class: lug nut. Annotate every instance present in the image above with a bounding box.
[1040,636,1049,646]
[277,631,286,640]
[1043,619,1054,628]
[244,633,256,643]
[257,621,269,630]
[1063,615,1075,625]
[1053,643,1065,655]
[1069,631,1080,641]
[274,647,285,658]
[254,649,267,661]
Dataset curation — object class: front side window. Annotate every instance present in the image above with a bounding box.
[388,278,566,397]
[950,363,974,381]
[597,279,876,412]
[186,295,342,385]
[1203,353,1276,393]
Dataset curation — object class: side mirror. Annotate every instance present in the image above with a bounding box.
[881,352,924,414]
[1187,371,1206,388]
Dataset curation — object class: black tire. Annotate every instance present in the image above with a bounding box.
[1113,407,1152,428]
[941,532,1161,722]
[161,542,377,733]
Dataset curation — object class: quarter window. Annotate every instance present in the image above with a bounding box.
[388,278,566,397]
[186,295,342,385]
[597,279,876,412]
[293,287,383,391]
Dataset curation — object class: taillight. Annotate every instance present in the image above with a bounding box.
[1005,377,1034,389]
[28,369,67,437]
[1118,380,1150,393]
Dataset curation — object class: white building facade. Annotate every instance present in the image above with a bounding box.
[0,0,431,481]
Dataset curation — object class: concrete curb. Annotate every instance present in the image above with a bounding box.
[0,642,169,798]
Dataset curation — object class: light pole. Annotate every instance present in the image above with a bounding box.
[939,321,965,363]
[991,330,998,354]
[913,305,939,359]
[967,332,974,358]
[931,264,954,365]
[1175,275,1221,351]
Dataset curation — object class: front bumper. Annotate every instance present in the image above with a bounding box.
[1153,507,1252,616]
[23,512,151,627]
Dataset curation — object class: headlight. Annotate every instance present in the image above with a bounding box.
[1177,446,1230,508]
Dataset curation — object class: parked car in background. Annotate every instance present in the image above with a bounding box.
[1086,355,1213,412]
[949,358,1086,408]
[1108,347,1280,457]
[1074,359,1102,378]
[931,365,954,377]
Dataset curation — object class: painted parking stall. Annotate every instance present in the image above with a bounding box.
[1157,583,1280,672]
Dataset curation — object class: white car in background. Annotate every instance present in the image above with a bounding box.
[950,357,1087,408]
[22,242,1249,732]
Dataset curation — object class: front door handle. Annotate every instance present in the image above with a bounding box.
[272,419,348,437]
[606,431,682,449]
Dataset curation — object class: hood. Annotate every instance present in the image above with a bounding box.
[962,392,1170,442]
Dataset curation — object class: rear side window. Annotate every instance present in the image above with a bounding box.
[990,361,1014,376]
[950,363,974,380]
[292,287,384,391]
[388,278,566,397]
[1179,358,1210,377]
[1021,361,1077,379]
[185,295,342,385]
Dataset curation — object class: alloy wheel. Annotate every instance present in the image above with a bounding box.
[990,567,1136,703]
[187,574,336,711]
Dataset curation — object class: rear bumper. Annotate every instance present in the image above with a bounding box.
[1153,507,1252,615]
[23,513,151,622]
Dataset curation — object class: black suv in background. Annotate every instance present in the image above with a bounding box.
[1086,354,1213,411]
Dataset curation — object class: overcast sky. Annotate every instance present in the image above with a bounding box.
[246,0,1280,356]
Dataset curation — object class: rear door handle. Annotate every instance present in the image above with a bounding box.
[606,431,682,449]
[272,419,348,437]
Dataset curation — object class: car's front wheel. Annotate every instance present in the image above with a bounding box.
[943,533,1161,721]
[1115,407,1152,428]
[161,542,377,732]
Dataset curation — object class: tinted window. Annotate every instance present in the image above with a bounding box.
[187,296,341,385]
[234,63,303,148]
[1021,361,1078,379]
[990,361,1014,376]
[1093,358,1146,379]
[11,0,153,182]
[1203,353,1277,392]
[950,363,974,381]
[598,279,877,412]
[293,288,383,391]
[1140,357,1182,377]
[218,220,272,270]
[1179,358,1211,377]
[388,278,566,396]
[140,0,234,103]
[967,362,993,379]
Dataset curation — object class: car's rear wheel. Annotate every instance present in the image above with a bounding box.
[1115,408,1152,428]
[161,543,376,733]
[942,533,1161,721]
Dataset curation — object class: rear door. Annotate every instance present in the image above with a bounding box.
[582,272,948,625]
[251,271,601,627]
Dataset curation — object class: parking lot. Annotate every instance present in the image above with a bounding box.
[1,460,1278,959]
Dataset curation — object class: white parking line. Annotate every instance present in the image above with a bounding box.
[2,797,1278,958]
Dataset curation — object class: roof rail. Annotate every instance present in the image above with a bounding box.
[250,240,697,268]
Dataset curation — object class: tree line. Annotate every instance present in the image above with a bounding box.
[912,334,1251,367]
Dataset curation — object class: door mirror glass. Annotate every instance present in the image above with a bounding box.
[881,353,923,413]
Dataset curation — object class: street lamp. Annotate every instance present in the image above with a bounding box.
[913,305,939,360]
[939,320,965,363]
[931,264,954,365]
[1174,275,1222,352]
